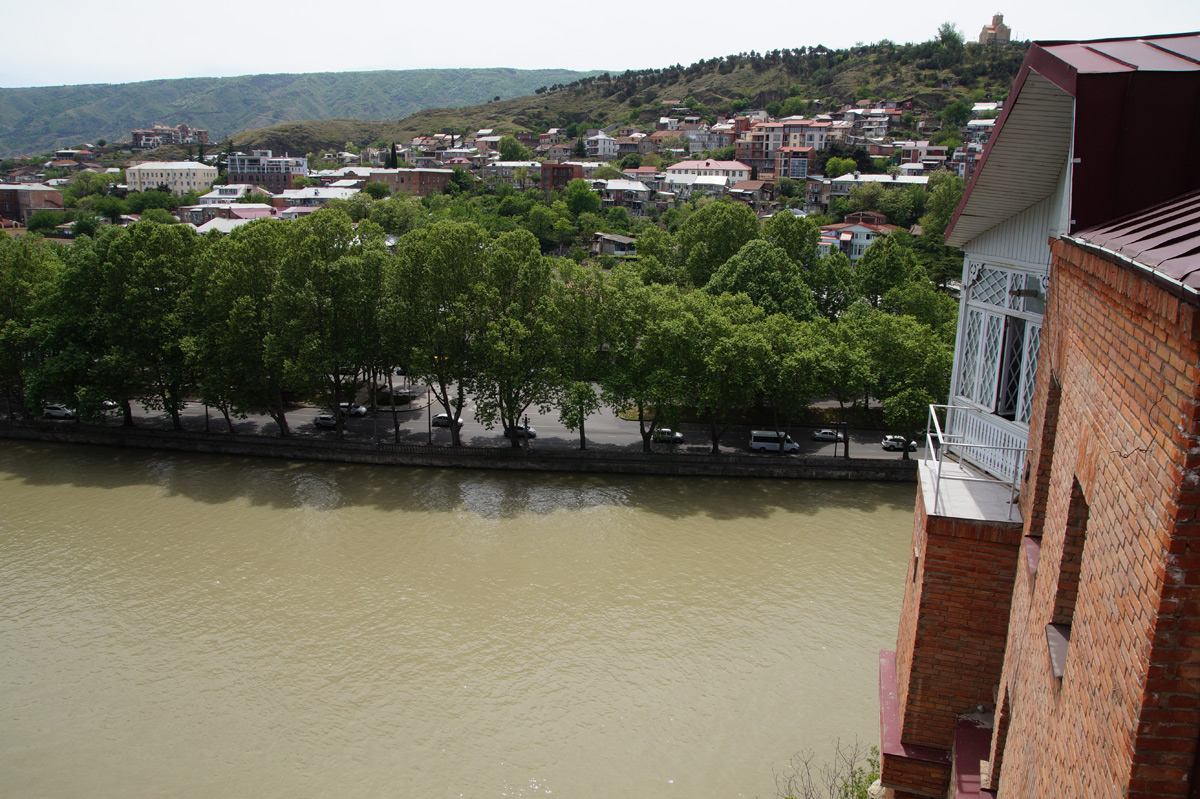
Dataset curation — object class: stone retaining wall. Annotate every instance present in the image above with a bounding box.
[0,423,917,482]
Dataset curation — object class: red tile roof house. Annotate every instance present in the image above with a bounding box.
[879,32,1200,799]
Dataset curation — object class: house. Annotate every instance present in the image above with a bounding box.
[591,232,636,257]
[226,150,308,194]
[880,31,1200,799]
[481,161,540,186]
[818,212,897,261]
[198,184,262,204]
[272,186,358,207]
[599,179,652,216]
[728,179,773,210]
[585,132,618,160]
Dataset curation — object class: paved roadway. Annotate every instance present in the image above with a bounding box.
[68,381,923,460]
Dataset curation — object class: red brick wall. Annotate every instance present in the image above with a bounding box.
[893,485,1022,752]
[991,239,1200,798]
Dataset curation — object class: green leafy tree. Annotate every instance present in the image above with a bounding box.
[391,220,490,446]
[272,209,386,439]
[824,157,857,178]
[498,135,533,162]
[470,230,562,447]
[758,314,826,449]
[853,234,924,306]
[688,292,770,453]
[184,219,295,435]
[0,233,61,418]
[362,182,391,200]
[678,200,761,287]
[809,250,856,320]
[704,239,816,320]
[762,212,820,272]
[565,178,601,218]
[551,260,606,449]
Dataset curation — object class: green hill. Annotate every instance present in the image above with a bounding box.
[227,41,1028,156]
[0,68,601,157]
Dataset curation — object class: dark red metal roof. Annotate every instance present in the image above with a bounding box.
[1070,189,1200,293]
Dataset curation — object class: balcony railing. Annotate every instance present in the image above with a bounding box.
[925,403,1030,521]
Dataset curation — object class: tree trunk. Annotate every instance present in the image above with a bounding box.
[388,372,399,444]
[121,400,135,427]
[222,407,234,434]
[579,417,587,451]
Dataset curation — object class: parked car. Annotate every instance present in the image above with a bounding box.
[881,435,917,452]
[432,413,464,428]
[339,402,367,417]
[749,430,799,453]
[100,399,119,411]
[652,427,684,443]
[507,424,537,439]
[42,403,75,419]
[811,428,845,442]
[314,413,337,429]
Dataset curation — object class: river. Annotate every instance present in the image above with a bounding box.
[0,441,914,798]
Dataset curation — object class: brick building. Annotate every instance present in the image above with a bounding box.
[365,168,453,198]
[881,32,1200,799]
[0,183,64,224]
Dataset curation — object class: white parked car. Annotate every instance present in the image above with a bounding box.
[339,402,367,417]
[314,413,337,429]
[432,413,464,428]
[42,403,75,419]
[881,435,917,452]
[507,424,537,439]
[652,427,684,443]
[811,428,845,442]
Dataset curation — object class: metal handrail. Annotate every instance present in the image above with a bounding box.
[925,403,1029,521]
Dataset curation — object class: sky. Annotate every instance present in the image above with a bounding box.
[3,0,1198,88]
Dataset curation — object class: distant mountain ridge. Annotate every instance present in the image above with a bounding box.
[0,68,600,157]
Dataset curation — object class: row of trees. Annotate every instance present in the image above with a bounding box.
[0,201,955,452]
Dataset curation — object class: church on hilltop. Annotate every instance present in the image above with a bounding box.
[978,13,1011,45]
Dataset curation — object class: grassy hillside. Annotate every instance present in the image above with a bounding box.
[0,68,600,157]
[226,41,1028,155]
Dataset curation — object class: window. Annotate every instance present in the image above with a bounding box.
[1046,478,1089,682]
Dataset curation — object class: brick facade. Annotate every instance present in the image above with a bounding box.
[980,239,1200,798]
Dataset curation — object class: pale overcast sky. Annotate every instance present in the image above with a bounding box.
[3,0,1198,88]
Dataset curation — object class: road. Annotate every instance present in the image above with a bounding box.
[69,382,924,461]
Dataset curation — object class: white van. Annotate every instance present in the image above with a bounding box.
[749,430,799,453]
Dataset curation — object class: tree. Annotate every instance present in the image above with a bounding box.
[677,200,761,287]
[853,234,924,306]
[687,292,770,453]
[0,233,61,419]
[591,165,625,181]
[762,212,820,272]
[939,100,971,130]
[596,270,689,453]
[469,230,562,448]
[390,220,490,446]
[139,208,177,225]
[704,239,816,320]
[272,209,385,440]
[758,314,825,449]
[552,260,606,449]
[362,181,391,200]
[565,178,601,218]
[498,135,533,162]
[183,219,295,435]
[824,157,857,178]
[809,250,856,321]
[572,138,587,158]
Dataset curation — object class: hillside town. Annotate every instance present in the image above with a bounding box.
[0,83,999,260]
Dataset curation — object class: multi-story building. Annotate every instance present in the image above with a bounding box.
[541,162,584,194]
[366,168,453,198]
[131,124,209,149]
[774,146,814,180]
[0,183,64,224]
[226,150,308,194]
[124,161,218,196]
[664,159,751,182]
[584,132,618,160]
[880,31,1200,799]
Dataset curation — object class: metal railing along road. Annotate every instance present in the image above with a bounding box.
[925,403,1030,521]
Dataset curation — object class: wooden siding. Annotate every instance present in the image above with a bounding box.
[965,193,1062,270]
